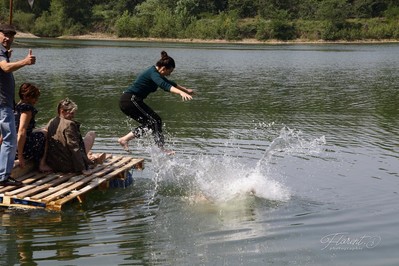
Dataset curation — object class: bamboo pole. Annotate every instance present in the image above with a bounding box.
[9,0,13,24]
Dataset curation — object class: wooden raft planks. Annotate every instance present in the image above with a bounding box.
[0,155,144,211]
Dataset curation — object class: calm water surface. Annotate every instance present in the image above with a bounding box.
[0,39,398,265]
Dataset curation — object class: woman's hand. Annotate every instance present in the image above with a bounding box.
[185,88,195,95]
[178,85,195,95]
[170,87,193,101]
[179,91,193,101]
[18,154,26,169]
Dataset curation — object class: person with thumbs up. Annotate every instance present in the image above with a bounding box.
[0,24,36,187]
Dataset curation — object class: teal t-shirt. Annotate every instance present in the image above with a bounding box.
[125,66,177,99]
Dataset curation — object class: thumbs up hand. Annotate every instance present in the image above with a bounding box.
[24,49,36,65]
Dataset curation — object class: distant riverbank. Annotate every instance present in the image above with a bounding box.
[16,31,399,45]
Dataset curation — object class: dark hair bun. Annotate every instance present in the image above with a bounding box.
[161,51,168,59]
[156,50,175,69]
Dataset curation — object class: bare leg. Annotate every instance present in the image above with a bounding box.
[39,159,52,172]
[39,149,52,172]
[118,132,135,152]
[34,128,52,173]
[84,131,96,154]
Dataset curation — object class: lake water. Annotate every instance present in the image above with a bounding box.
[0,39,398,265]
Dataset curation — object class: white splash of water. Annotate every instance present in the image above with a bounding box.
[259,126,326,165]
[187,154,290,203]
[143,125,326,204]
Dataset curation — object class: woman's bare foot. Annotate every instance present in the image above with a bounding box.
[93,153,106,164]
[160,148,175,155]
[39,163,53,173]
[82,169,94,176]
[118,138,130,152]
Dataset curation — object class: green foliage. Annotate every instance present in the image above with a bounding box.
[115,10,149,37]
[385,5,399,19]
[175,0,198,28]
[184,18,219,39]
[32,11,62,37]
[111,0,146,14]
[320,21,342,40]
[12,11,35,32]
[255,19,272,40]
[216,11,241,40]
[318,21,361,41]
[256,17,297,41]
[228,0,258,18]
[295,20,323,40]
[353,0,379,18]
[269,19,297,40]
[294,18,399,41]
[360,18,398,39]
[258,0,277,19]
[133,0,162,31]
[238,19,257,39]
[2,0,399,42]
[13,0,50,17]
[297,0,320,19]
[29,0,92,36]
[47,0,91,31]
[184,11,242,40]
[115,10,132,37]
[0,1,9,22]
[316,0,350,22]
[150,7,177,38]
[91,4,118,32]
[135,0,160,18]
[64,23,86,36]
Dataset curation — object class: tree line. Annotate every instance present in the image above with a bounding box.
[1,0,399,41]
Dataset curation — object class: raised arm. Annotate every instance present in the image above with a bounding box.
[0,49,36,73]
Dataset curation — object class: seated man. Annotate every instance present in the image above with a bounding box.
[46,98,104,174]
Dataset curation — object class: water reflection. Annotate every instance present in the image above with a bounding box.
[1,210,69,265]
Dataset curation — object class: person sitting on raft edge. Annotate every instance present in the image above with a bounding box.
[14,82,52,173]
[45,98,105,175]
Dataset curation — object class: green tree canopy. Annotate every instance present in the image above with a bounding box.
[2,0,399,41]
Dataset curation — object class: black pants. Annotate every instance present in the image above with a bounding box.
[119,92,164,147]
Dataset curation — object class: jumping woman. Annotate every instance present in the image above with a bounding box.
[118,51,194,154]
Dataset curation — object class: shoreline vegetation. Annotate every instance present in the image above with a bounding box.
[16,31,399,45]
[7,1,399,45]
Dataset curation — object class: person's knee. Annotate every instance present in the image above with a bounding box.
[86,131,96,139]
[34,132,46,145]
[34,128,48,137]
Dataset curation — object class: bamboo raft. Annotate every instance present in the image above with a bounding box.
[0,154,144,211]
